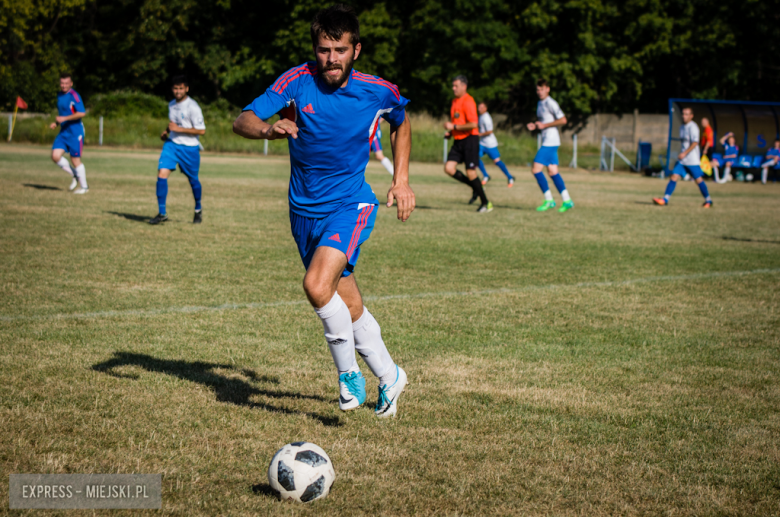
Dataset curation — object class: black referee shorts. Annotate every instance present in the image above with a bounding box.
[447,135,480,170]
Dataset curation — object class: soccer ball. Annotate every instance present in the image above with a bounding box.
[267,442,335,503]
[745,173,754,182]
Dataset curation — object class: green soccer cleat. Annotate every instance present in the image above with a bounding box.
[536,200,557,212]
[558,200,574,213]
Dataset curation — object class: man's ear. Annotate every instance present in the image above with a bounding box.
[353,42,361,61]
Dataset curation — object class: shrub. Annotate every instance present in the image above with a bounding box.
[88,91,168,118]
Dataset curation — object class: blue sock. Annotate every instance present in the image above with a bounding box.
[551,173,566,193]
[496,160,513,179]
[156,178,168,215]
[697,180,711,202]
[478,159,489,179]
[663,180,677,202]
[533,172,549,193]
[189,177,202,211]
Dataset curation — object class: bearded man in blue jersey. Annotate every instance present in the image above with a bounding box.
[233,4,414,418]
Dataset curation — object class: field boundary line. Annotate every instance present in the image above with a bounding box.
[2,268,778,323]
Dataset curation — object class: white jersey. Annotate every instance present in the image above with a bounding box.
[679,121,701,166]
[536,96,564,147]
[168,97,205,147]
[479,112,498,148]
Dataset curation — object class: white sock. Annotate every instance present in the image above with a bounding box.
[380,157,394,175]
[543,190,553,202]
[379,365,398,387]
[56,157,75,176]
[561,189,571,203]
[762,167,768,184]
[75,164,87,189]
[352,307,394,379]
[314,293,358,375]
[725,164,731,177]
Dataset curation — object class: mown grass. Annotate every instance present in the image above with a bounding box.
[1,144,779,515]
[1,112,616,170]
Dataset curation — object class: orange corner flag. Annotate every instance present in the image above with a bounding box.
[16,97,27,110]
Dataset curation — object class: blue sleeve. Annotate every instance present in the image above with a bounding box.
[375,80,409,128]
[73,94,85,114]
[244,64,311,120]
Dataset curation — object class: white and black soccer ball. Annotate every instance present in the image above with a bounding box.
[745,173,754,182]
[267,442,335,503]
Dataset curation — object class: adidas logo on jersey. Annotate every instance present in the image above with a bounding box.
[302,103,315,114]
[328,233,341,242]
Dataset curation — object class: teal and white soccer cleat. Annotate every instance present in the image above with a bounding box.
[375,365,407,418]
[536,200,556,212]
[73,187,89,195]
[558,200,574,213]
[338,371,366,411]
[69,177,78,191]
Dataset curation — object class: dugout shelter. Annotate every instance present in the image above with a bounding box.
[666,99,780,173]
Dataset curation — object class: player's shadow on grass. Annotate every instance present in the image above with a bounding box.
[105,211,151,223]
[23,183,62,191]
[92,352,342,427]
[722,236,780,245]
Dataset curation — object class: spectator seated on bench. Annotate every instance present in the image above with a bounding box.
[712,132,738,182]
[760,139,780,184]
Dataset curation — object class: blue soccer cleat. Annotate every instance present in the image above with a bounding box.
[338,371,366,411]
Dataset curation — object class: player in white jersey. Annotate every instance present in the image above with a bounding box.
[476,102,515,187]
[370,123,394,175]
[526,79,573,212]
[652,106,712,207]
[149,76,207,224]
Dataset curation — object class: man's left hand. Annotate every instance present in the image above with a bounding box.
[678,152,686,161]
[387,180,416,223]
[444,122,455,131]
[168,122,181,132]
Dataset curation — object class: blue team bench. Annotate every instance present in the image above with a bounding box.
[711,153,778,182]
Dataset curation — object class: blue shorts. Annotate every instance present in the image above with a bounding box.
[479,146,501,161]
[533,146,559,166]
[370,137,382,153]
[158,140,200,179]
[290,203,377,277]
[52,129,84,158]
[672,162,703,179]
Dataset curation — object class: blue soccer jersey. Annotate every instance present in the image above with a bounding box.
[245,62,409,218]
[57,89,85,133]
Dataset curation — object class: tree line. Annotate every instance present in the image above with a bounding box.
[2,0,778,122]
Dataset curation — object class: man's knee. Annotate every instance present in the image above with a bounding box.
[671,174,682,182]
[493,158,501,164]
[444,162,456,175]
[303,272,337,308]
[466,169,477,180]
[157,169,171,179]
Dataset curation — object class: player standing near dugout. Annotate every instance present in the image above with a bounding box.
[476,102,515,187]
[443,75,492,213]
[233,4,413,418]
[653,106,712,207]
[50,73,88,194]
[149,76,206,225]
[527,79,573,212]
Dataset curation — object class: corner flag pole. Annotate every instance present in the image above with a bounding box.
[8,104,17,142]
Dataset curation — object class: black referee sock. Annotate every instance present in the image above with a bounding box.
[452,170,472,185]
[469,177,488,205]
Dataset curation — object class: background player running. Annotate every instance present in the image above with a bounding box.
[443,75,492,213]
[653,107,712,208]
[527,79,573,212]
[149,76,206,225]
[370,122,394,175]
[49,73,88,194]
[233,4,413,418]
[477,102,514,187]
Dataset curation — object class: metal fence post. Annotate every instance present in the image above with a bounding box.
[600,136,606,170]
[442,137,448,163]
[568,133,578,169]
[263,139,268,156]
[99,116,103,146]
[610,137,616,172]
[7,114,12,142]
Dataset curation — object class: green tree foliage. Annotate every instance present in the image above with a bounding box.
[1,0,778,121]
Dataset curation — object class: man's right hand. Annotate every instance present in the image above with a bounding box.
[264,119,299,140]
[49,122,57,130]
[160,131,168,142]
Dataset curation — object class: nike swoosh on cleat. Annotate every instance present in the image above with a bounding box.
[339,395,354,404]
[378,395,397,414]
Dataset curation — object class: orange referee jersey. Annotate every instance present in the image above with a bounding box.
[450,93,478,140]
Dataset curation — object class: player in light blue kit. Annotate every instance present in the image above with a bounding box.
[370,123,395,175]
[653,106,712,208]
[49,73,88,194]
[233,5,414,418]
[476,102,514,187]
[149,76,206,225]
[527,79,573,212]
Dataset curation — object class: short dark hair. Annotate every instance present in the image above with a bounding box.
[536,78,548,88]
[478,101,487,108]
[171,75,188,87]
[60,72,72,80]
[311,4,360,47]
[682,106,693,114]
[453,75,468,85]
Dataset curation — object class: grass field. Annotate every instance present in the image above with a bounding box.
[1,144,779,515]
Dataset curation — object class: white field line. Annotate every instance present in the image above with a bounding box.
[1,268,778,324]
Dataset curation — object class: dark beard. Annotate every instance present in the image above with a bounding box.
[320,58,354,88]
